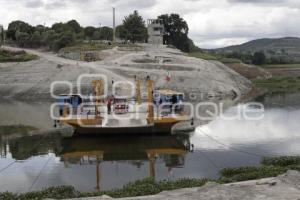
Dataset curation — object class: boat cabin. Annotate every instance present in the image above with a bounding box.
[58,94,83,116]
[154,89,184,115]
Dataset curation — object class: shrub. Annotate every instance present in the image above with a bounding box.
[0,50,38,63]
[261,156,300,167]
[0,192,18,200]
[158,178,210,191]
[219,166,286,183]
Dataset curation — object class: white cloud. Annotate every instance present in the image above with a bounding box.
[0,0,299,48]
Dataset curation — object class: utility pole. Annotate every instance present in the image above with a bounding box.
[99,23,101,40]
[0,25,3,47]
[112,7,116,43]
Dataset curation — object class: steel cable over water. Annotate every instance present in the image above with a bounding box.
[28,156,52,192]
[0,132,54,174]
[195,101,300,158]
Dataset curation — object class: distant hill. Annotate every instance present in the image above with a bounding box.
[213,37,300,63]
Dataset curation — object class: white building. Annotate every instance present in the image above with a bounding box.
[147,19,164,45]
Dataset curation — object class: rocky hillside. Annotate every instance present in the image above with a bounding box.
[0,44,252,101]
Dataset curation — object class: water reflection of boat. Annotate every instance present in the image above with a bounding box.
[59,135,192,190]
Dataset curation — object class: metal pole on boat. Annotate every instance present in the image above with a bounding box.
[135,75,142,105]
[147,76,154,124]
[92,80,104,118]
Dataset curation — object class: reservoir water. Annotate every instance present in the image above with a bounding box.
[0,92,300,193]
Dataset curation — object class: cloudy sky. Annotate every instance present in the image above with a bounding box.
[0,0,299,48]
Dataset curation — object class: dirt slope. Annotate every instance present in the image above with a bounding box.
[0,44,251,101]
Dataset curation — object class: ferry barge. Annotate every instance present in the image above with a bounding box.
[57,77,192,134]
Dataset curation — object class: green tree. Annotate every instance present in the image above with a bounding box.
[41,30,57,43]
[66,20,81,33]
[15,31,30,47]
[92,30,101,40]
[116,25,129,41]
[75,30,85,40]
[0,27,4,45]
[7,21,33,40]
[122,10,148,43]
[84,26,96,39]
[30,31,43,47]
[41,30,59,50]
[52,22,69,33]
[157,14,195,52]
[52,32,75,51]
[252,51,266,65]
[34,25,47,33]
[99,26,113,41]
[52,21,81,34]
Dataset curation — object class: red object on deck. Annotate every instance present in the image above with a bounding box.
[166,72,171,81]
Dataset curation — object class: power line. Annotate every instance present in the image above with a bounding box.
[0,132,53,174]
[28,156,52,192]
[0,132,56,192]
[0,160,16,174]
[196,101,300,158]
[198,150,221,171]
[197,128,263,158]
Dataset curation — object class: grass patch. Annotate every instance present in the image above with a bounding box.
[60,42,115,53]
[0,125,37,135]
[117,43,143,51]
[0,49,38,63]
[261,156,300,167]
[0,156,299,199]
[0,178,210,200]
[61,42,143,53]
[219,166,286,183]
[0,186,79,200]
[261,63,300,68]
[218,57,242,64]
[219,155,300,183]
[189,51,219,60]
[80,178,210,198]
[189,51,241,63]
[132,58,158,63]
[253,76,300,92]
